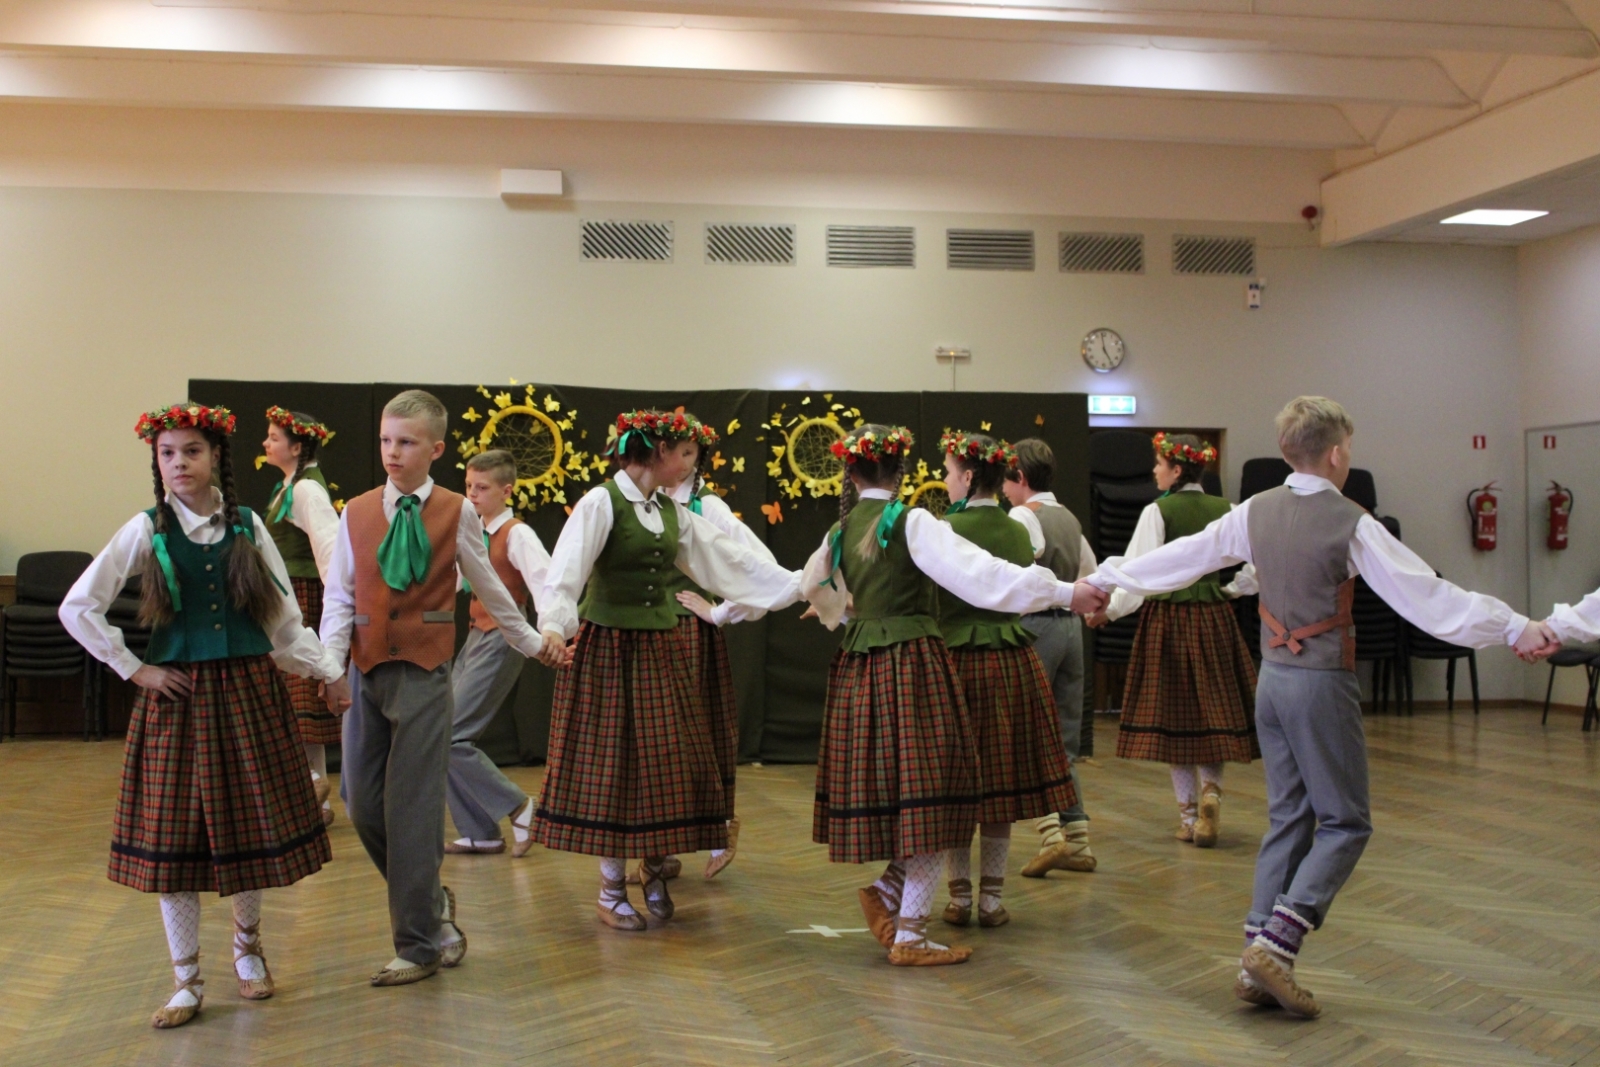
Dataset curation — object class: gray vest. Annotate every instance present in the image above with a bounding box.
[1027,502,1083,583]
[1246,486,1365,672]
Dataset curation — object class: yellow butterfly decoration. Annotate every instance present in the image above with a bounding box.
[760,500,784,525]
[544,395,562,412]
[732,457,745,473]
[980,421,992,431]
[1035,414,1045,426]
[462,407,481,423]
[726,418,741,435]
[254,455,268,470]
[711,451,727,470]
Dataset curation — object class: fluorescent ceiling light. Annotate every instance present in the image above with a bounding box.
[1440,209,1548,226]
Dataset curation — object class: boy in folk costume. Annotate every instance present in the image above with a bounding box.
[262,406,343,826]
[1000,438,1102,876]
[61,403,343,1029]
[804,425,1106,967]
[1089,433,1259,847]
[934,432,1080,929]
[534,410,806,930]
[320,391,558,987]
[444,450,551,857]
[1088,397,1555,1017]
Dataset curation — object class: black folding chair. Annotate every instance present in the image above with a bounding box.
[2,551,94,740]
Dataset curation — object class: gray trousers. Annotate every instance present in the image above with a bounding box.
[1248,662,1372,932]
[342,661,452,966]
[1021,611,1087,822]
[447,627,529,841]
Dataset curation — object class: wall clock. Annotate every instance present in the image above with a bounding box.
[1081,328,1125,373]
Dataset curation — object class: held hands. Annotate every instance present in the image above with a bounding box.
[1514,619,1562,663]
[1084,610,1110,629]
[130,664,194,701]
[1069,582,1109,618]
[676,591,717,625]
[323,676,352,715]
[536,630,574,669]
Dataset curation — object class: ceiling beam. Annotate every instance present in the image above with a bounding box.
[1320,65,1600,242]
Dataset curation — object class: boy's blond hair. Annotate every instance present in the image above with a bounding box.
[1275,396,1354,467]
[383,389,448,441]
[466,448,517,487]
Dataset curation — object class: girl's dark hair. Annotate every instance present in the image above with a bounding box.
[140,428,281,629]
[839,424,906,561]
[950,433,1007,503]
[1158,433,1209,489]
[611,410,674,469]
[284,411,323,486]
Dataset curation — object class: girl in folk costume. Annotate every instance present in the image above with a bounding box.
[60,404,344,1029]
[803,425,1105,967]
[262,406,342,826]
[1092,433,1258,847]
[645,415,773,882]
[934,432,1079,929]
[533,410,805,930]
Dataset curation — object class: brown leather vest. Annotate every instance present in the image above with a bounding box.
[347,485,463,673]
[469,516,531,633]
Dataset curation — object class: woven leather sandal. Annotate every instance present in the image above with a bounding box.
[233,922,275,1000]
[151,954,203,1029]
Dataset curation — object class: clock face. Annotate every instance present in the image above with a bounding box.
[1081,328,1125,373]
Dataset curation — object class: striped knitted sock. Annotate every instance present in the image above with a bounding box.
[1254,905,1312,965]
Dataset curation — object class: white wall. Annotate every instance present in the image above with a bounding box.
[0,185,1531,698]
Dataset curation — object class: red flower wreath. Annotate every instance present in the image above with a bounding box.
[831,426,915,464]
[1153,431,1218,466]
[939,430,1018,467]
[266,405,335,445]
[135,403,237,443]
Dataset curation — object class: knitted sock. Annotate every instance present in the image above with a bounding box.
[159,892,203,1008]
[873,860,906,912]
[895,852,950,949]
[1253,904,1312,965]
[946,842,973,907]
[1170,765,1199,824]
[599,857,640,919]
[304,743,327,778]
[1034,812,1065,848]
[230,890,266,981]
[510,797,534,845]
[979,824,1010,913]
[1199,763,1224,794]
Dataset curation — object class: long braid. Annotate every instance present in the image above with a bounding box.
[217,435,281,626]
[138,446,177,627]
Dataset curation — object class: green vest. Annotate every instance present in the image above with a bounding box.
[1147,490,1233,604]
[578,479,682,630]
[937,504,1036,650]
[144,506,277,665]
[661,486,710,617]
[835,498,940,653]
[265,466,329,581]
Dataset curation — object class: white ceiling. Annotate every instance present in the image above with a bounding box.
[0,0,1598,240]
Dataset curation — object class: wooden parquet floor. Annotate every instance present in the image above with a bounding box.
[3,709,1600,1066]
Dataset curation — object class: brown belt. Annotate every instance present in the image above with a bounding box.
[1258,578,1356,671]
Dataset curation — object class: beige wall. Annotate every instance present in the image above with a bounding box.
[0,184,1532,698]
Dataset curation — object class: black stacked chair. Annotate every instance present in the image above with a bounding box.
[1233,458,1292,661]
[2,551,94,739]
[1087,431,1160,672]
[1541,644,1600,728]
[1353,516,1407,714]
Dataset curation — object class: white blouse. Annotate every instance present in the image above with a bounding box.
[268,463,341,584]
[666,479,780,627]
[59,489,344,683]
[483,509,553,614]
[537,469,805,640]
[803,488,1083,630]
[1104,484,1257,622]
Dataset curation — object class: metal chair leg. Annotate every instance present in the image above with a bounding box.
[1446,658,1456,712]
[1468,652,1479,715]
[1544,662,1558,724]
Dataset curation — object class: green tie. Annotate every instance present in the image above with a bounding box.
[269,480,294,523]
[378,494,431,591]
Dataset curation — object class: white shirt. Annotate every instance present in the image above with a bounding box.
[1104,484,1257,622]
[1006,490,1098,580]
[538,470,805,640]
[803,488,1084,630]
[666,479,779,627]
[1547,592,1600,645]
[320,476,543,665]
[480,508,552,615]
[268,463,340,584]
[1088,472,1529,649]
[59,489,344,683]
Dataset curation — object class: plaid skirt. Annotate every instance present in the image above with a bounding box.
[285,577,341,746]
[110,655,330,895]
[813,636,980,863]
[534,622,729,857]
[1117,600,1260,765]
[678,615,739,816]
[949,646,1078,825]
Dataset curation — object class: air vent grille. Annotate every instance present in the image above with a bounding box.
[1059,232,1144,274]
[947,228,1035,271]
[827,225,915,268]
[581,220,673,262]
[705,223,795,265]
[1172,234,1255,276]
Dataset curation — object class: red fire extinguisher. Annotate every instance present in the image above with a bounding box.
[1548,481,1574,550]
[1467,482,1499,551]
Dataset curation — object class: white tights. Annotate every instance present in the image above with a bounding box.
[599,857,640,919]
[946,824,1011,912]
[895,852,950,948]
[157,890,266,1008]
[1169,764,1223,824]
